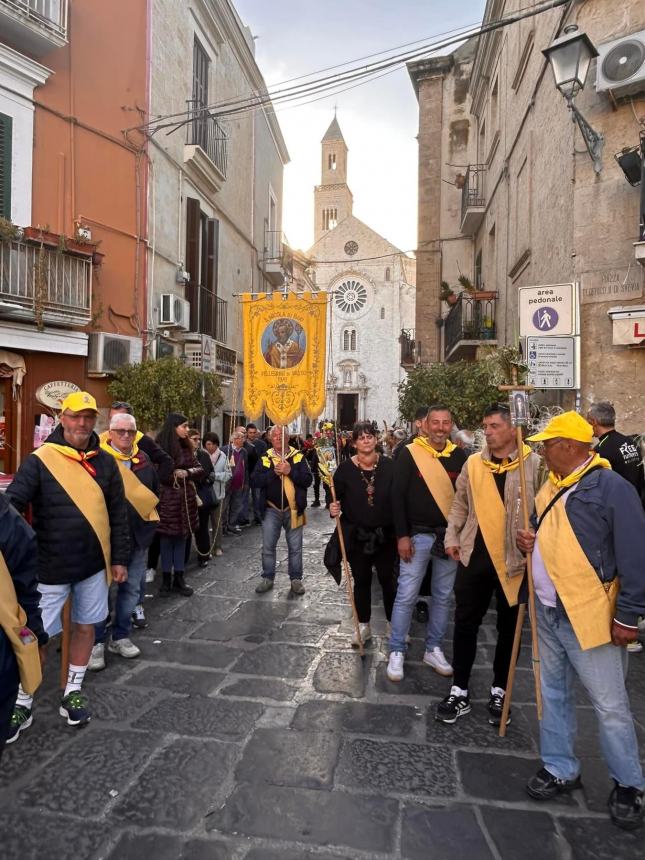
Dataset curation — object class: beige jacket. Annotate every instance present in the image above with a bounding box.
[445,446,543,577]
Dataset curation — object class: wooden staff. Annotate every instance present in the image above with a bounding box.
[59,595,72,690]
[329,476,364,658]
[498,371,543,736]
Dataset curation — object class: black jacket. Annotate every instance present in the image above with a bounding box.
[138,433,175,484]
[6,425,130,585]
[123,451,160,552]
[251,447,313,514]
[594,430,640,488]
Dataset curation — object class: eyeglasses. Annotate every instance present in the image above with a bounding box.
[111,429,137,436]
[537,438,564,451]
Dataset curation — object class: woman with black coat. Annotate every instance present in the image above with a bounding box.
[187,428,216,568]
[155,413,203,597]
[329,421,398,646]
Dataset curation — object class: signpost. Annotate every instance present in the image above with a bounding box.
[519,283,575,337]
[526,336,578,389]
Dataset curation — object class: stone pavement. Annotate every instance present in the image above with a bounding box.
[1,503,644,860]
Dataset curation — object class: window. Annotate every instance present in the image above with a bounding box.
[185,197,219,336]
[490,77,499,135]
[328,153,337,170]
[380,307,385,320]
[322,208,338,231]
[342,327,357,351]
[191,38,210,150]
[385,267,391,281]
[335,279,368,313]
[478,119,486,163]
[475,250,483,291]
[0,113,12,220]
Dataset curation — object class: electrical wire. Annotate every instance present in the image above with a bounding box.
[137,0,568,136]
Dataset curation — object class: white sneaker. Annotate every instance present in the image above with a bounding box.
[351,623,372,647]
[88,643,105,672]
[214,548,223,557]
[627,641,643,654]
[387,651,405,682]
[108,638,141,659]
[423,647,453,676]
[145,567,156,583]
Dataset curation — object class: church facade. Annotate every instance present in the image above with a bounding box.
[307,117,416,429]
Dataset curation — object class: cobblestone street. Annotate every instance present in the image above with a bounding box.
[2,503,644,860]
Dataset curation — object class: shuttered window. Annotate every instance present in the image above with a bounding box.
[0,113,12,220]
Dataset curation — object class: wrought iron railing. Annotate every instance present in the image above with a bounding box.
[1,0,68,37]
[196,289,227,344]
[461,164,486,224]
[264,229,293,276]
[0,237,91,327]
[186,101,228,178]
[444,293,497,358]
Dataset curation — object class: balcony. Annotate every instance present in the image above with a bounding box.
[460,164,486,235]
[0,236,92,328]
[444,292,497,362]
[0,0,68,56]
[184,104,228,195]
[264,230,293,286]
[186,288,227,344]
[399,328,417,368]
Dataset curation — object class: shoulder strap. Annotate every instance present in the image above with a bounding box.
[536,465,604,532]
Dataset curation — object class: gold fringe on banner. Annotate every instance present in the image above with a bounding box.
[242,291,328,425]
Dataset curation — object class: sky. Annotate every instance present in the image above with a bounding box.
[234,0,487,253]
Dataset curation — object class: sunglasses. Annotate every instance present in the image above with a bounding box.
[111,429,137,436]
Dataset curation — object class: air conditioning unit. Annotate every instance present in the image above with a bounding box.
[88,332,143,374]
[159,294,191,329]
[596,29,645,96]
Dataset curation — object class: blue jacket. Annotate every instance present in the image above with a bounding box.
[534,468,645,628]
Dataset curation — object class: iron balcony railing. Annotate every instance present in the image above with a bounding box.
[0,238,91,327]
[444,293,497,358]
[186,101,228,179]
[264,229,293,276]
[194,289,227,344]
[1,0,68,37]
[399,328,417,366]
[461,164,486,224]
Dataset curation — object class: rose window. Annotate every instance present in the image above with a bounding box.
[335,279,367,313]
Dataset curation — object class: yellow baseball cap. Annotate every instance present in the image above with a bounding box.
[527,411,593,444]
[60,391,98,414]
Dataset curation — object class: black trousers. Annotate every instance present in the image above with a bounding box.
[452,560,519,691]
[347,539,398,623]
[312,470,321,502]
[0,635,19,763]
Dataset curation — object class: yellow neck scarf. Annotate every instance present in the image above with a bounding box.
[268,446,296,464]
[100,438,141,464]
[413,436,457,459]
[481,443,532,474]
[44,441,100,476]
[549,451,611,489]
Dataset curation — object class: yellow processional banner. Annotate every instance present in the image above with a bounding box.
[242,291,327,425]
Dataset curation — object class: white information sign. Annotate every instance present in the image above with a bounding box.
[519,283,575,336]
[527,336,577,389]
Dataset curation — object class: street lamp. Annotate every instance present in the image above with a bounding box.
[543,25,604,174]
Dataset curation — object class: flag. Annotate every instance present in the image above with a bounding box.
[242,291,327,424]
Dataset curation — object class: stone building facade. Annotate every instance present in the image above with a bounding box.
[149,0,290,439]
[308,118,416,428]
[409,0,645,431]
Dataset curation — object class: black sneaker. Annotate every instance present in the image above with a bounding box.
[5,704,33,744]
[487,689,511,727]
[311,500,321,508]
[59,691,91,727]
[608,782,644,831]
[435,687,471,724]
[526,767,582,800]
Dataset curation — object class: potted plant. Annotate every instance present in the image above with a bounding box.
[481,316,496,339]
[440,281,458,305]
[23,225,59,248]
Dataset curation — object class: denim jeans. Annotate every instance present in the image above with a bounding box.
[389,533,457,654]
[261,507,303,580]
[252,487,264,522]
[95,547,147,643]
[536,600,644,788]
[160,535,185,572]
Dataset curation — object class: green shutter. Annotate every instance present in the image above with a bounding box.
[0,113,12,220]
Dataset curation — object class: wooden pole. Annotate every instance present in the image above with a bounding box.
[59,596,72,690]
[329,479,364,657]
[499,604,525,737]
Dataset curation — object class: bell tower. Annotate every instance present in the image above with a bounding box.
[314,114,353,242]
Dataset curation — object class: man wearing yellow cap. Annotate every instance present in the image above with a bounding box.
[517,411,645,831]
[5,391,130,743]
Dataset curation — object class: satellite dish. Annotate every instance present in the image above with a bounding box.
[602,39,645,82]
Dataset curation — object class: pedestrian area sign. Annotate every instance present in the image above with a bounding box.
[527,336,578,389]
[519,284,575,336]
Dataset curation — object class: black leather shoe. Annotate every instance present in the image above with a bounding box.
[608,782,643,830]
[172,573,193,597]
[526,767,582,800]
[311,500,321,508]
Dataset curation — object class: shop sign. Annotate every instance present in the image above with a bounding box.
[35,381,81,409]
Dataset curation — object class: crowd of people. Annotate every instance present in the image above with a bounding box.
[0,392,644,831]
